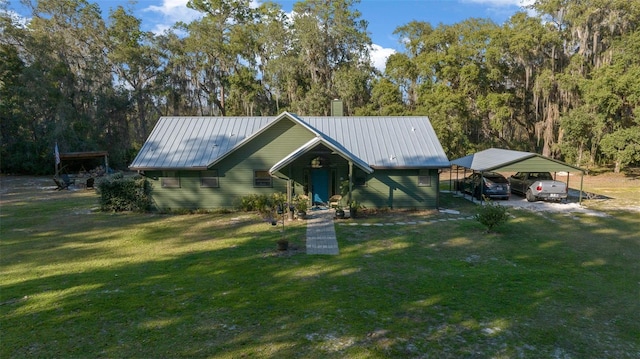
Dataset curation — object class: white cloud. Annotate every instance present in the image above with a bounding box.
[370,44,395,72]
[142,0,264,34]
[465,0,534,6]
[143,0,202,33]
[1,8,29,28]
[464,0,537,23]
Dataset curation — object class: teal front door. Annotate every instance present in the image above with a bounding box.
[311,169,329,205]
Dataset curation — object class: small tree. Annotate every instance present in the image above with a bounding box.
[475,201,509,232]
[599,128,640,173]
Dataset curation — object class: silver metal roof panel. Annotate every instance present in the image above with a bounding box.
[129,116,273,170]
[130,113,450,170]
[450,148,585,173]
[301,116,450,168]
[450,148,533,171]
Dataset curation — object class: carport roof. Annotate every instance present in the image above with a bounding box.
[450,148,585,173]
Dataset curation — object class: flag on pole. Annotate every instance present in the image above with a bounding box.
[54,143,61,166]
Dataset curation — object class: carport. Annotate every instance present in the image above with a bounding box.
[449,148,587,204]
[58,151,109,172]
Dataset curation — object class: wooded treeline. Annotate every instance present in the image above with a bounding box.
[1,0,639,174]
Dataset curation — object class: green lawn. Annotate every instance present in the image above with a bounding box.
[1,179,639,358]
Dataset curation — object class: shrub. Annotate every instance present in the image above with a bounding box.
[236,194,268,212]
[348,199,362,218]
[475,201,509,232]
[292,195,308,213]
[96,174,153,212]
[236,193,288,221]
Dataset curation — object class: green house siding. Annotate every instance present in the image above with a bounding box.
[143,118,442,210]
[352,169,439,209]
[147,119,315,210]
[145,171,233,210]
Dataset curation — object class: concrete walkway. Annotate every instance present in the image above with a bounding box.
[305,208,339,255]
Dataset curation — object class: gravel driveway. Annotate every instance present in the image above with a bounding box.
[454,191,611,217]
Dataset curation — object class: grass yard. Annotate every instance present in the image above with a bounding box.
[1,176,639,358]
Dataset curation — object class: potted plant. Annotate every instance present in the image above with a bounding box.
[335,206,346,219]
[348,199,361,218]
[277,238,289,250]
[293,195,308,219]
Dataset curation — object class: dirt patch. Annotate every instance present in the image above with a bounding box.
[575,171,640,213]
[1,176,79,204]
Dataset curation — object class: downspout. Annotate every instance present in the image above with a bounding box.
[438,169,443,208]
[287,166,293,220]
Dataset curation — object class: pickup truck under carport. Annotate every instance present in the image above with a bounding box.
[508,172,568,202]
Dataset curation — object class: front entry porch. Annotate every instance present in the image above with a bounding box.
[270,139,373,211]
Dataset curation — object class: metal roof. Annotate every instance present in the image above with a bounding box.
[300,116,450,169]
[59,151,109,159]
[450,148,585,173]
[129,112,450,170]
[129,116,272,170]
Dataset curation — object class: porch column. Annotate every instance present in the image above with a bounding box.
[348,161,353,203]
[287,175,294,220]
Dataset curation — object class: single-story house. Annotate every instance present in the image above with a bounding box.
[129,111,450,210]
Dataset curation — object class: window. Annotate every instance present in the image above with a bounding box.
[161,172,180,188]
[354,175,367,186]
[254,170,272,187]
[418,170,432,187]
[200,170,219,188]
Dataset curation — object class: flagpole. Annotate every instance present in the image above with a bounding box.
[54,142,61,176]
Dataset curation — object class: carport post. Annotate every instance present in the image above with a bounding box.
[579,174,584,205]
[463,168,467,199]
[479,171,484,204]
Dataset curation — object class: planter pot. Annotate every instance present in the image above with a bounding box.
[296,211,306,220]
[335,209,345,219]
[277,239,289,251]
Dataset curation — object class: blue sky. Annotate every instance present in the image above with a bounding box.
[5,0,533,70]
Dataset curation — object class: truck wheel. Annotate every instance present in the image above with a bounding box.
[526,189,536,202]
